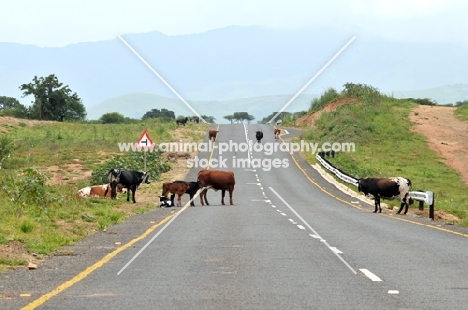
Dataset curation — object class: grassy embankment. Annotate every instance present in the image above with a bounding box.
[0,118,208,272]
[297,84,468,226]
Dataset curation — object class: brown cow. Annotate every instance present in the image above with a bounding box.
[197,170,235,205]
[161,180,202,207]
[77,184,125,198]
[274,128,281,140]
[208,130,218,141]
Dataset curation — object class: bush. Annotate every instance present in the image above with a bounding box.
[90,150,171,185]
[0,168,65,217]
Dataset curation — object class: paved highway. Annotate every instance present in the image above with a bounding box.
[10,124,468,309]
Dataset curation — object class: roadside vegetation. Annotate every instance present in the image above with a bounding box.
[0,117,208,272]
[297,83,468,226]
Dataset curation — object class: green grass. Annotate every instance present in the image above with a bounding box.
[299,89,468,226]
[454,104,468,121]
[0,117,209,271]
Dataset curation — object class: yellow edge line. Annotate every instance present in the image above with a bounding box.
[282,136,468,239]
[22,212,178,310]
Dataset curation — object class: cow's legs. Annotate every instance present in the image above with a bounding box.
[130,185,137,203]
[189,193,195,206]
[374,197,382,213]
[200,189,209,206]
[221,189,226,205]
[170,194,176,207]
[177,194,183,207]
[229,188,234,205]
[396,200,409,215]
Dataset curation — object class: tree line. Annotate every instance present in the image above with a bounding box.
[0,74,215,123]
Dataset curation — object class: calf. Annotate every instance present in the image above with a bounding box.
[208,130,218,141]
[197,170,235,205]
[162,180,202,207]
[357,177,412,214]
[78,184,126,198]
[159,195,173,208]
[256,130,263,143]
[105,169,151,203]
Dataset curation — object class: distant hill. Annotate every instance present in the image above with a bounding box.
[87,92,317,122]
[391,84,468,104]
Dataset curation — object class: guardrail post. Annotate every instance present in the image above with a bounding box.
[429,197,435,221]
[418,200,424,211]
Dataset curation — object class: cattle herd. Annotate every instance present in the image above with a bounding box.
[76,127,413,215]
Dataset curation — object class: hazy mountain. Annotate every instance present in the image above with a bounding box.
[87,92,316,122]
[1,25,468,121]
[391,84,468,104]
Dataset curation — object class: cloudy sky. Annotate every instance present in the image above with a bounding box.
[1,0,467,47]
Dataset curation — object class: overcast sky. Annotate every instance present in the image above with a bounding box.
[1,0,467,47]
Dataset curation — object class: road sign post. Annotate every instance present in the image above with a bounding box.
[136,129,155,171]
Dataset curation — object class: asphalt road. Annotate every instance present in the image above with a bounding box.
[2,124,468,310]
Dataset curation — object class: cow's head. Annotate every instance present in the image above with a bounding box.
[141,171,151,184]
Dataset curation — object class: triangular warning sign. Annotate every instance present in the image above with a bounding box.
[136,129,154,148]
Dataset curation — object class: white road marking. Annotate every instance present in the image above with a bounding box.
[330,247,343,254]
[388,290,399,294]
[309,234,320,239]
[360,269,382,282]
[289,219,297,224]
[269,187,357,275]
[297,225,305,230]
[280,213,287,216]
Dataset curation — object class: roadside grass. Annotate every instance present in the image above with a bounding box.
[299,89,468,226]
[454,104,468,121]
[0,117,209,271]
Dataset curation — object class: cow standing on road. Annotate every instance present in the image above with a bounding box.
[357,177,412,214]
[197,170,235,205]
[208,130,218,141]
[256,130,263,143]
[162,180,202,207]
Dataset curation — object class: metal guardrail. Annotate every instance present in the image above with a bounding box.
[316,154,435,220]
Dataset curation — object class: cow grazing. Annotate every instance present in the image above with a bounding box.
[197,170,235,205]
[357,177,412,214]
[256,130,263,143]
[105,169,151,203]
[162,180,201,207]
[176,117,188,126]
[274,128,281,140]
[78,184,126,198]
[208,130,218,141]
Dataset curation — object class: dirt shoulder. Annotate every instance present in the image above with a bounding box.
[409,105,468,185]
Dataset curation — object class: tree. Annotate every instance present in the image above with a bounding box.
[233,112,255,123]
[0,96,30,118]
[223,115,234,124]
[99,112,126,124]
[142,108,175,120]
[19,74,86,121]
[200,115,216,123]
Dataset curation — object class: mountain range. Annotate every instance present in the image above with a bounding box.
[1,26,467,122]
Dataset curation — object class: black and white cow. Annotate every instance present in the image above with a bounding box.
[357,177,412,214]
[105,169,151,203]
